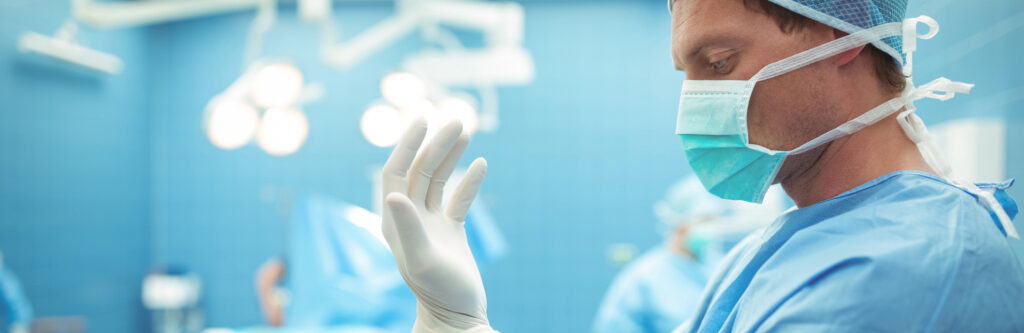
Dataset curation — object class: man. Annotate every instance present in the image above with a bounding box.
[376,0,1024,332]
[594,177,784,333]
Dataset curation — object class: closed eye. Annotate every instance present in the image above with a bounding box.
[708,55,735,75]
[711,59,728,70]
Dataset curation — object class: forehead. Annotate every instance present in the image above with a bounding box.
[671,0,764,67]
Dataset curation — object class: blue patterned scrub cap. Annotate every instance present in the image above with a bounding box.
[669,0,908,65]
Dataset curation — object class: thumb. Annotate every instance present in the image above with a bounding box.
[385,192,433,261]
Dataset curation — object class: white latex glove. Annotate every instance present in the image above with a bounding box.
[381,118,497,333]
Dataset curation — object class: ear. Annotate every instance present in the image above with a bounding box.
[834,45,866,67]
[831,29,866,67]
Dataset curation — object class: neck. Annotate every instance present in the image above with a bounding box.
[781,109,935,207]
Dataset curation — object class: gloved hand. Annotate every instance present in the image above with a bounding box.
[381,118,497,333]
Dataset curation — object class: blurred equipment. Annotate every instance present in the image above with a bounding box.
[30,317,88,333]
[17,21,123,74]
[142,267,204,333]
[348,0,533,146]
[32,0,531,151]
[321,0,533,86]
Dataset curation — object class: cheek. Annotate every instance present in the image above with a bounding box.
[746,81,793,150]
[746,71,834,150]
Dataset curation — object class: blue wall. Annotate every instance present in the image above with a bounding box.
[0,1,151,332]
[2,0,1024,332]
[907,0,1024,259]
[147,2,682,331]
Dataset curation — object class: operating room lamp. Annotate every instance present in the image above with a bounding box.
[18,0,534,154]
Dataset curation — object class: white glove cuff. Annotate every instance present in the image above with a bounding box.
[412,303,497,333]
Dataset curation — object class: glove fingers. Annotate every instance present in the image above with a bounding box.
[446,158,487,222]
[382,118,429,196]
[426,134,471,211]
[385,192,434,262]
[407,121,463,204]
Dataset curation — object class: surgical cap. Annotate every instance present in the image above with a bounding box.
[668,0,908,65]
[654,175,734,232]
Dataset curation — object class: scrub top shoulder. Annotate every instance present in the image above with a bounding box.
[679,171,1024,333]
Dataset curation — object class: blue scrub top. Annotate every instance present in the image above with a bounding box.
[594,247,710,333]
[678,171,1024,332]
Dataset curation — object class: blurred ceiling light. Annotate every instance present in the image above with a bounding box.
[257,108,309,156]
[250,62,305,109]
[381,72,428,108]
[205,98,260,150]
[360,88,487,147]
[205,60,320,156]
[360,104,404,148]
[435,95,479,135]
[402,99,439,139]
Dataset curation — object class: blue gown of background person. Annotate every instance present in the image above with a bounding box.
[285,195,414,332]
[678,171,1024,332]
[594,247,710,333]
[0,260,33,331]
[593,176,789,333]
[280,194,507,332]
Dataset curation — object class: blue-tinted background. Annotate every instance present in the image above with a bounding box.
[0,0,1022,332]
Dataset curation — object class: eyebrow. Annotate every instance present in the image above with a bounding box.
[673,36,744,72]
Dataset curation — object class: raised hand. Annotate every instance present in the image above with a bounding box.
[380,118,496,333]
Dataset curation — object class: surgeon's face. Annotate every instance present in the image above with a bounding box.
[671,0,847,181]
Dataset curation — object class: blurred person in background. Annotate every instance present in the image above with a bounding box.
[249,195,418,333]
[593,176,786,333]
[250,195,504,332]
[255,257,288,328]
[0,251,32,333]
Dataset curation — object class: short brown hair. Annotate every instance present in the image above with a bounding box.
[743,0,906,94]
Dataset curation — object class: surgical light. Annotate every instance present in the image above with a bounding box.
[251,62,305,109]
[205,98,260,150]
[436,96,479,135]
[402,100,439,139]
[257,108,309,156]
[381,72,428,108]
[360,104,404,148]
